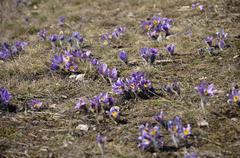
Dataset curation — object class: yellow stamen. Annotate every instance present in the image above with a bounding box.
[204,90,208,96]
[111,111,118,118]
[233,96,239,103]
[103,40,108,45]
[69,66,75,71]
[150,130,157,136]
[184,129,189,136]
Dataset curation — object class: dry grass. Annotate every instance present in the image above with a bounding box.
[1,0,240,157]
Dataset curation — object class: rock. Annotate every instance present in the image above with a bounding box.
[76,124,89,132]
[231,118,238,122]
[197,119,209,127]
[76,74,85,81]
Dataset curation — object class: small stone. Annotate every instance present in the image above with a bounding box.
[233,55,239,59]
[61,95,68,99]
[76,124,89,132]
[198,119,209,127]
[49,104,56,108]
[76,74,85,81]
[127,12,134,17]
[231,118,238,122]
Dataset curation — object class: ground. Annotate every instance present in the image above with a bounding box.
[0,0,240,157]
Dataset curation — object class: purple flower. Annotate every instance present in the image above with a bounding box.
[89,96,101,110]
[101,34,109,46]
[0,88,12,104]
[98,63,108,76]
[72,32,84,43]
[198,5,204,11]
[218,39,225,50]
[0,47,11,60]
[216,29,228,39]
[141,21,152,31]
[90,58,99,66]
[65,62,78,72]
[118,51,128,64]
[96,133,106,154]
[204,36,214,47]
[109,106,120,119]
[138,124,163,150]
[96,133,106,144]
[100,92,114,106]
[49,34,58,42]
[140,47,158,64]
[58,34,65,41]
[192,3,204,11]
[184,152,198,158]
[75,98,87,110]
[112,78,126,95]
[38,29,47,40]
[182,124,191,138]
[228,87,240,107]
[196,82,217,97]
[51,54,63,70]
[154,111,165,125]
[58,16,65,27]
[28,99,44,111]
[108,68,118,80]
[166,44,175,55]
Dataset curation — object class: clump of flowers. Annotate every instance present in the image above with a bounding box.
[203,29,228,55]
[163,81,181,96]
[138,123,163,150]
[100,27,126,46]
[227,85,240,107]
[141,16,173,40]
[154,111,192,148]
[50,48,118,82]
[0,87,12,109]
[28,99,45,111]
[38,30,84,49]
[75,92,115,113]
[0,41,28,60]
[140,48,158,64]
[195,82,217,114]
[192,2,204,11]
[112,72,156,99]
[138,112,192,151]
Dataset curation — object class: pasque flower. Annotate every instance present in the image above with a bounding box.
[75,98,87,110]
[140,47,158,64]
[112,78,126,95]
[0,41,27,60]
[109,106,120,119]
[141,16,172,39]
[51,54,63,70]
[58,16,65,27]
[28,99,44,111]
[0,88,12,105]
[166,44,175,55]
[118,51,128,64]
[196,82,217,97]
[228,86,240,107]
[138,123,163,150]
